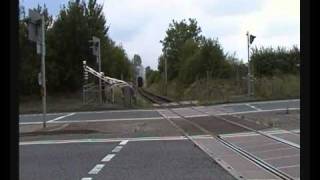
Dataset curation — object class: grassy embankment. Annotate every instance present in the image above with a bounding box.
[146,74,300,105]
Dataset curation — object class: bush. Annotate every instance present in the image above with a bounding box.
[255,74,300,99]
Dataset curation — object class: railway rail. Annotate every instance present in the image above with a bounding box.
[148,99,299,179]
[138,88,173,104]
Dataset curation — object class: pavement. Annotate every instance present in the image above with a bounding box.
[19,99,300,180]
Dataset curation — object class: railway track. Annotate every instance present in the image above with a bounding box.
[137,88,298,179]
[153,102,298,179]
[138,88,173,105]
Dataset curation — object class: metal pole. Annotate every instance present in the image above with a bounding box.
[98,41,102,104]
[83,61,87,104]
[206,70,209,101]
[165,57,167,96]
[247,31,251,97]
[41,15,47,128]
[251,49,254,97]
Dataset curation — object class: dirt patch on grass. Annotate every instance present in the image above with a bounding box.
[20,119,182,141]
[20,92,152,114]
[233,110,300,130]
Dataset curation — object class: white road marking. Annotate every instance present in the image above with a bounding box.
[258,131,300,148]
[221,128,301,138]
[88,164,105,174]
[76,109,156,113]
[264,129,301,137]
[219,99,300,106]
[101,154,116,162]
[215,108,300,116]
[277,164,300,169]
[54,117,164,123]
[19,112,67,117]
[184,114,209,118]
[246,104,262,111]
[112,146,123,153]
[20,122,48,125]
[291,129,300,134]
[119,140,129,145]
[220,132,260,138]
[20,101,300,125]
[20,135,212,145]
[20,117,164,125]
[47,113,75,123]
[19,99,299,117]
[81,178,92,180]
[20,109,158,117]
[157,110,180,119]
[263,154,300,161]
[250,147,293,153]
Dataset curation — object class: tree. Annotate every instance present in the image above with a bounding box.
[159,18,202,80]
[178,38,231,84]
[145,66,161,87]
[145,66,152,79]
[19,0,134,96]
[45,0,90,92]
[251,46,300,77]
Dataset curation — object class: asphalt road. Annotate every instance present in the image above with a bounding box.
[19,99,300,124]
[20,139,236,180]
[19,99,300,180]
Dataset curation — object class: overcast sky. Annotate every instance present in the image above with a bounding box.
[22,0,300,70]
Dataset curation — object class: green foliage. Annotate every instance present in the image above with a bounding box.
[159,18,202,80]
[255,75,300,99]
[19,5,52,96]
[251,46,300,77]
[145,67,161,87]
[146,19,299,103]
[157,18,242,87]
[19,0,133,95]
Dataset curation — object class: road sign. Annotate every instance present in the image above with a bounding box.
[27,10,42,43]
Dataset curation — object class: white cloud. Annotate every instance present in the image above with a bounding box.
[99,0,300,69]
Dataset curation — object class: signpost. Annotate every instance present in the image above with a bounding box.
[27,10,47,128]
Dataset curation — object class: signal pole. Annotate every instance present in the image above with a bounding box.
[246,31,256,97]
[27,10,47,128]
[247,31,251,97]
[89,36,102,104]
[41,15,47,128]
[165,57,167,96]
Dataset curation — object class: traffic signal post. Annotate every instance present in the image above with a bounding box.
[89,36,102,104]
[27,10,47,128]
[246,31,256,97]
